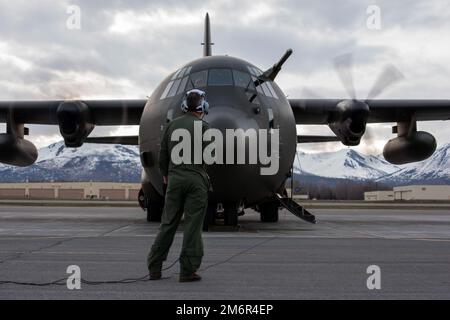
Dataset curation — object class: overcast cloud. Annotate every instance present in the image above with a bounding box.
[0,0,449,154]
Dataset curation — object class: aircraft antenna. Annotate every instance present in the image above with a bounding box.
[201,13,214,57]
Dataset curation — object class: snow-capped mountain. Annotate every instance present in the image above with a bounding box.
[377,143,450,184]
[293,144,450,184]
[294,148,401,181]
[0,141,449,184]
[0,141,141,183]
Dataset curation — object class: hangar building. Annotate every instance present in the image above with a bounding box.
[365,185,450,201]
[364,191,395,201]
[393,185,450,201]
[0,182,141,200]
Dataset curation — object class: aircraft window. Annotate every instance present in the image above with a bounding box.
[233,70,253,89]
[171,69,182,80]
[247,66,256,76]
[177,68,186,78]
[180,67,191,78]
[185,66,193,75]
[261,82,273,98]
[185,79,194,91]
[177,76,189,95]
[160,81,174,100]
[247,92,260,105]
[190,70,208,88]
[208,69,233,86]
[168,78,181,97]
[247,74,279,100]
[266,82,279,99]
[251,76,264,94]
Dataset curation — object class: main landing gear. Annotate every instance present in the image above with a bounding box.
[138,188,163,222]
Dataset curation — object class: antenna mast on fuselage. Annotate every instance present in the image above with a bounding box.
[202,13,213,57]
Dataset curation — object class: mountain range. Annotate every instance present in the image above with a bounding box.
[0,141,449,185]
[295,144,450,185]
[0,142,141,183]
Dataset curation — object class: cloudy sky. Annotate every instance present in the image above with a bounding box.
[0,0,449,154]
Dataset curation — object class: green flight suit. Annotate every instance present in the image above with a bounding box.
[147,112,210,277]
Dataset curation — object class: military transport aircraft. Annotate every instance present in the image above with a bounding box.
[1,14,449,227]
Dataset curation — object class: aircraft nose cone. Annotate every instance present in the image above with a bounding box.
[203,106,267,202]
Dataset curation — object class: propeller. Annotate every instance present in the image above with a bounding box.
[366,64,405,100]
[300,53,405,147]
[331,53,405,148]
[333,53,357,100]
[332,53,405,101]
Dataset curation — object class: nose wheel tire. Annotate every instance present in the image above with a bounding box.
[259,201,279,222]
[203,201,217,231]
[224,204,238,226]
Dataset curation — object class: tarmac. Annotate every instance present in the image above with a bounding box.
[0,205,449,299]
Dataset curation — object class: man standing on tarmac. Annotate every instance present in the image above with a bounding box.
[147,89,211,282]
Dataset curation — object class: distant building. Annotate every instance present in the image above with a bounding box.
[365,185,450,201]
[364,191,395,201]
[0,182,141,201]
[285,188,309,200]
[393,185,450,201]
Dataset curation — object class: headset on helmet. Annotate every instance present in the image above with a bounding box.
[181,89,209,114]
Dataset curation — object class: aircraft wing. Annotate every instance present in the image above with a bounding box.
[289,98,450,164]
[0,99,147,166]
[0,99,147,125]
[289,99,450,124]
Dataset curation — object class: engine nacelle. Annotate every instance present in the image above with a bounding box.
[57,101,94,147]
[383,131,436,165]
[0,134,38,167]
[329,100,370,146]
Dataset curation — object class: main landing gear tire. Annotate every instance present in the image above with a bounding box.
[139,186,164,223]
[259,201,279,223]
[147,202,163,222]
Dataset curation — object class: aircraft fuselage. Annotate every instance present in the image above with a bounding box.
[139,55,296,208]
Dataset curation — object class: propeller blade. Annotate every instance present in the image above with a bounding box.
[301,87,323,99]
[366,64,404,100]
[333,53,357,99]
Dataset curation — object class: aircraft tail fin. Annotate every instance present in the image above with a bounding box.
[202,13,213,57]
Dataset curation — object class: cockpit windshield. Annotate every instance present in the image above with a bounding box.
[160,66,279,100]
[208,69,233,86]
[233,70,253,89]
[189,70,208,88]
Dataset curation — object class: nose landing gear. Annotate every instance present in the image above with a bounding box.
[202,201,243,231]
[224,203,239,226]
[258,201,279,222]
